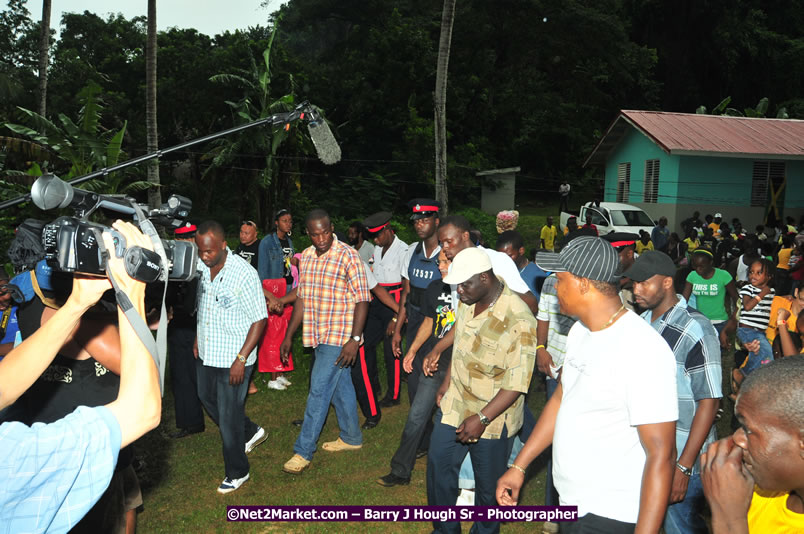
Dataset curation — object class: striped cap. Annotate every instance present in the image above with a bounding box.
[534,236,621,283]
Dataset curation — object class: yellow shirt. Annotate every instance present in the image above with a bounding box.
[778,247,793,270]
[766,296,799,343]
[636,240,654,254]
[747,488,804,533]
[540,225,558,251]
[684,237,699,252]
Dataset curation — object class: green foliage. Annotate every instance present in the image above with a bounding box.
[4,81,131,179]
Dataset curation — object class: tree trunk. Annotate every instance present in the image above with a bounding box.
[37,0,51,117]
[146,0,161,209]
[434,0,456,214]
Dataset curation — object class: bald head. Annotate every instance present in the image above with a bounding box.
[740,355,804,429]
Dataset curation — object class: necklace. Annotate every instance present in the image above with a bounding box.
[601,304,625,330]
[488,281,504,311]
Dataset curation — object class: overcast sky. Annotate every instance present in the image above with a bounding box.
[25,0,282,38]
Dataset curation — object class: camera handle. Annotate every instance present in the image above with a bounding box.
[92,227,164,394]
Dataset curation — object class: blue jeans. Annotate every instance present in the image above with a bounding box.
[294,343,362,460]
[390,355,448,478]
[196,361,258,480]
[663,473,707,534]
[736,327,773,376]
[427,410,512,534]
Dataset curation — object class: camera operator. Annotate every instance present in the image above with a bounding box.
[0,221,161,532]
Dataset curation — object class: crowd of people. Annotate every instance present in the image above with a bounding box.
[0,201,802,533]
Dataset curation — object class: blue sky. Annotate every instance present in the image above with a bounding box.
[25,0,281,38]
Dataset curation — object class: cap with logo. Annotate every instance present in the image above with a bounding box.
[362,211,393,234]
[443,247,493,284]
[174,222,197,238]
[407,198,442,221]
[622,250,677,282]
[534,236,620,283]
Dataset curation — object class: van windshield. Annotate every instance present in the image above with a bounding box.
[611,209,654,227]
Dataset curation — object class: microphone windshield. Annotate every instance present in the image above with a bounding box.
[307,119,341,165]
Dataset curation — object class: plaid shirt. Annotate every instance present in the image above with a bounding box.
[642,296,722,473]
[297,236,371,348]
[440,282,537,439]
[0,406,121,532]
[197,249,268,368]
[536,274,576,376]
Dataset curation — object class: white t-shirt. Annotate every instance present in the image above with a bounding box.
[371,235,408,284]
[450,246,530,307]
[553,310,678,523]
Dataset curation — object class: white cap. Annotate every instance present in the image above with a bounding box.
[714,212,722,218]
[443,247,492,284]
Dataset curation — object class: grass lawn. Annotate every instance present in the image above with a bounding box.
[136,341,551,533]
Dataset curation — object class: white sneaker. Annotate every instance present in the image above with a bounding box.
[456,488,475,506]
[276,375,292,387]
[267,380,287,390]
[245,427,267,454]
[217,473,249,494]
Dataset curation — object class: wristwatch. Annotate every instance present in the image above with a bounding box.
[237,353,246,364]
[351,335,361,343]
[676,462,692,477]
[477,411,491,426]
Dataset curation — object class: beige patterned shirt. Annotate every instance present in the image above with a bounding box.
[440,281,537,439]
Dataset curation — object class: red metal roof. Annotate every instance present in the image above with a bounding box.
[585,110,804,166]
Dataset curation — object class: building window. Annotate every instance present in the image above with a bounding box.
[643,159,659,203]
[617,162,631,203]
[752,161,785,207]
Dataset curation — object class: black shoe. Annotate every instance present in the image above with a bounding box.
[292,419,304,427]
[170,426,204,439]
[376,473,410,487]
[416,448,428,459]
[362,417,381,430]
[379,397,400,408]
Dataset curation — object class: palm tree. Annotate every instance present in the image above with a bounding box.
[3,81,149,195]
[208,25,299,227]
[37,0,51,116]
[434,0,456,214]
[146,0,161,208]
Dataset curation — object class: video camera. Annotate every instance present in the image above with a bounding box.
[32,174,198,283]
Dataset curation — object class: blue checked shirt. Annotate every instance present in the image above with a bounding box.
[642,296,722,473]
[0,406,121,533]
[197,249,268,368]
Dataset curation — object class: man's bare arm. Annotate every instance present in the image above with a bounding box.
[635,421,676,534]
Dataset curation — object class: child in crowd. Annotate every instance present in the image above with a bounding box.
[636,230,653,254]
[734,259,776,392]
[683,228,699,253]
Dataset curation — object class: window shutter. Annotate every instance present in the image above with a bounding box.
[617,162,631,203]
[643,159,659,203]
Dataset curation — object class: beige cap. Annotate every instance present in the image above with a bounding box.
[443,247,492,284]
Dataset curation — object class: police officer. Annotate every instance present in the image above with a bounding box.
[602,231,640,312]
[167,223,205,438]
[392,199,441,403]
[353,212,408,428]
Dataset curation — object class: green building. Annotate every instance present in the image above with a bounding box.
[585,110,804,233]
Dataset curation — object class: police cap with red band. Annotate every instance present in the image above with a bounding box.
[174,222,197,237]
[362,211,393,234]
[601,231,639,250]
[407,198,442,220]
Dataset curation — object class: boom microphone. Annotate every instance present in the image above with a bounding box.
[305,110,342,165]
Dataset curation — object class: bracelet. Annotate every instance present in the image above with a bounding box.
[536,344,546,351]
[676,462,692,477]
[778,319,787,327]
[509,463,527,475]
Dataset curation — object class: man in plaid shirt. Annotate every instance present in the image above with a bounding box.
[626,251,722,534]
[194,220,268,494]
[281,209,371,474]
